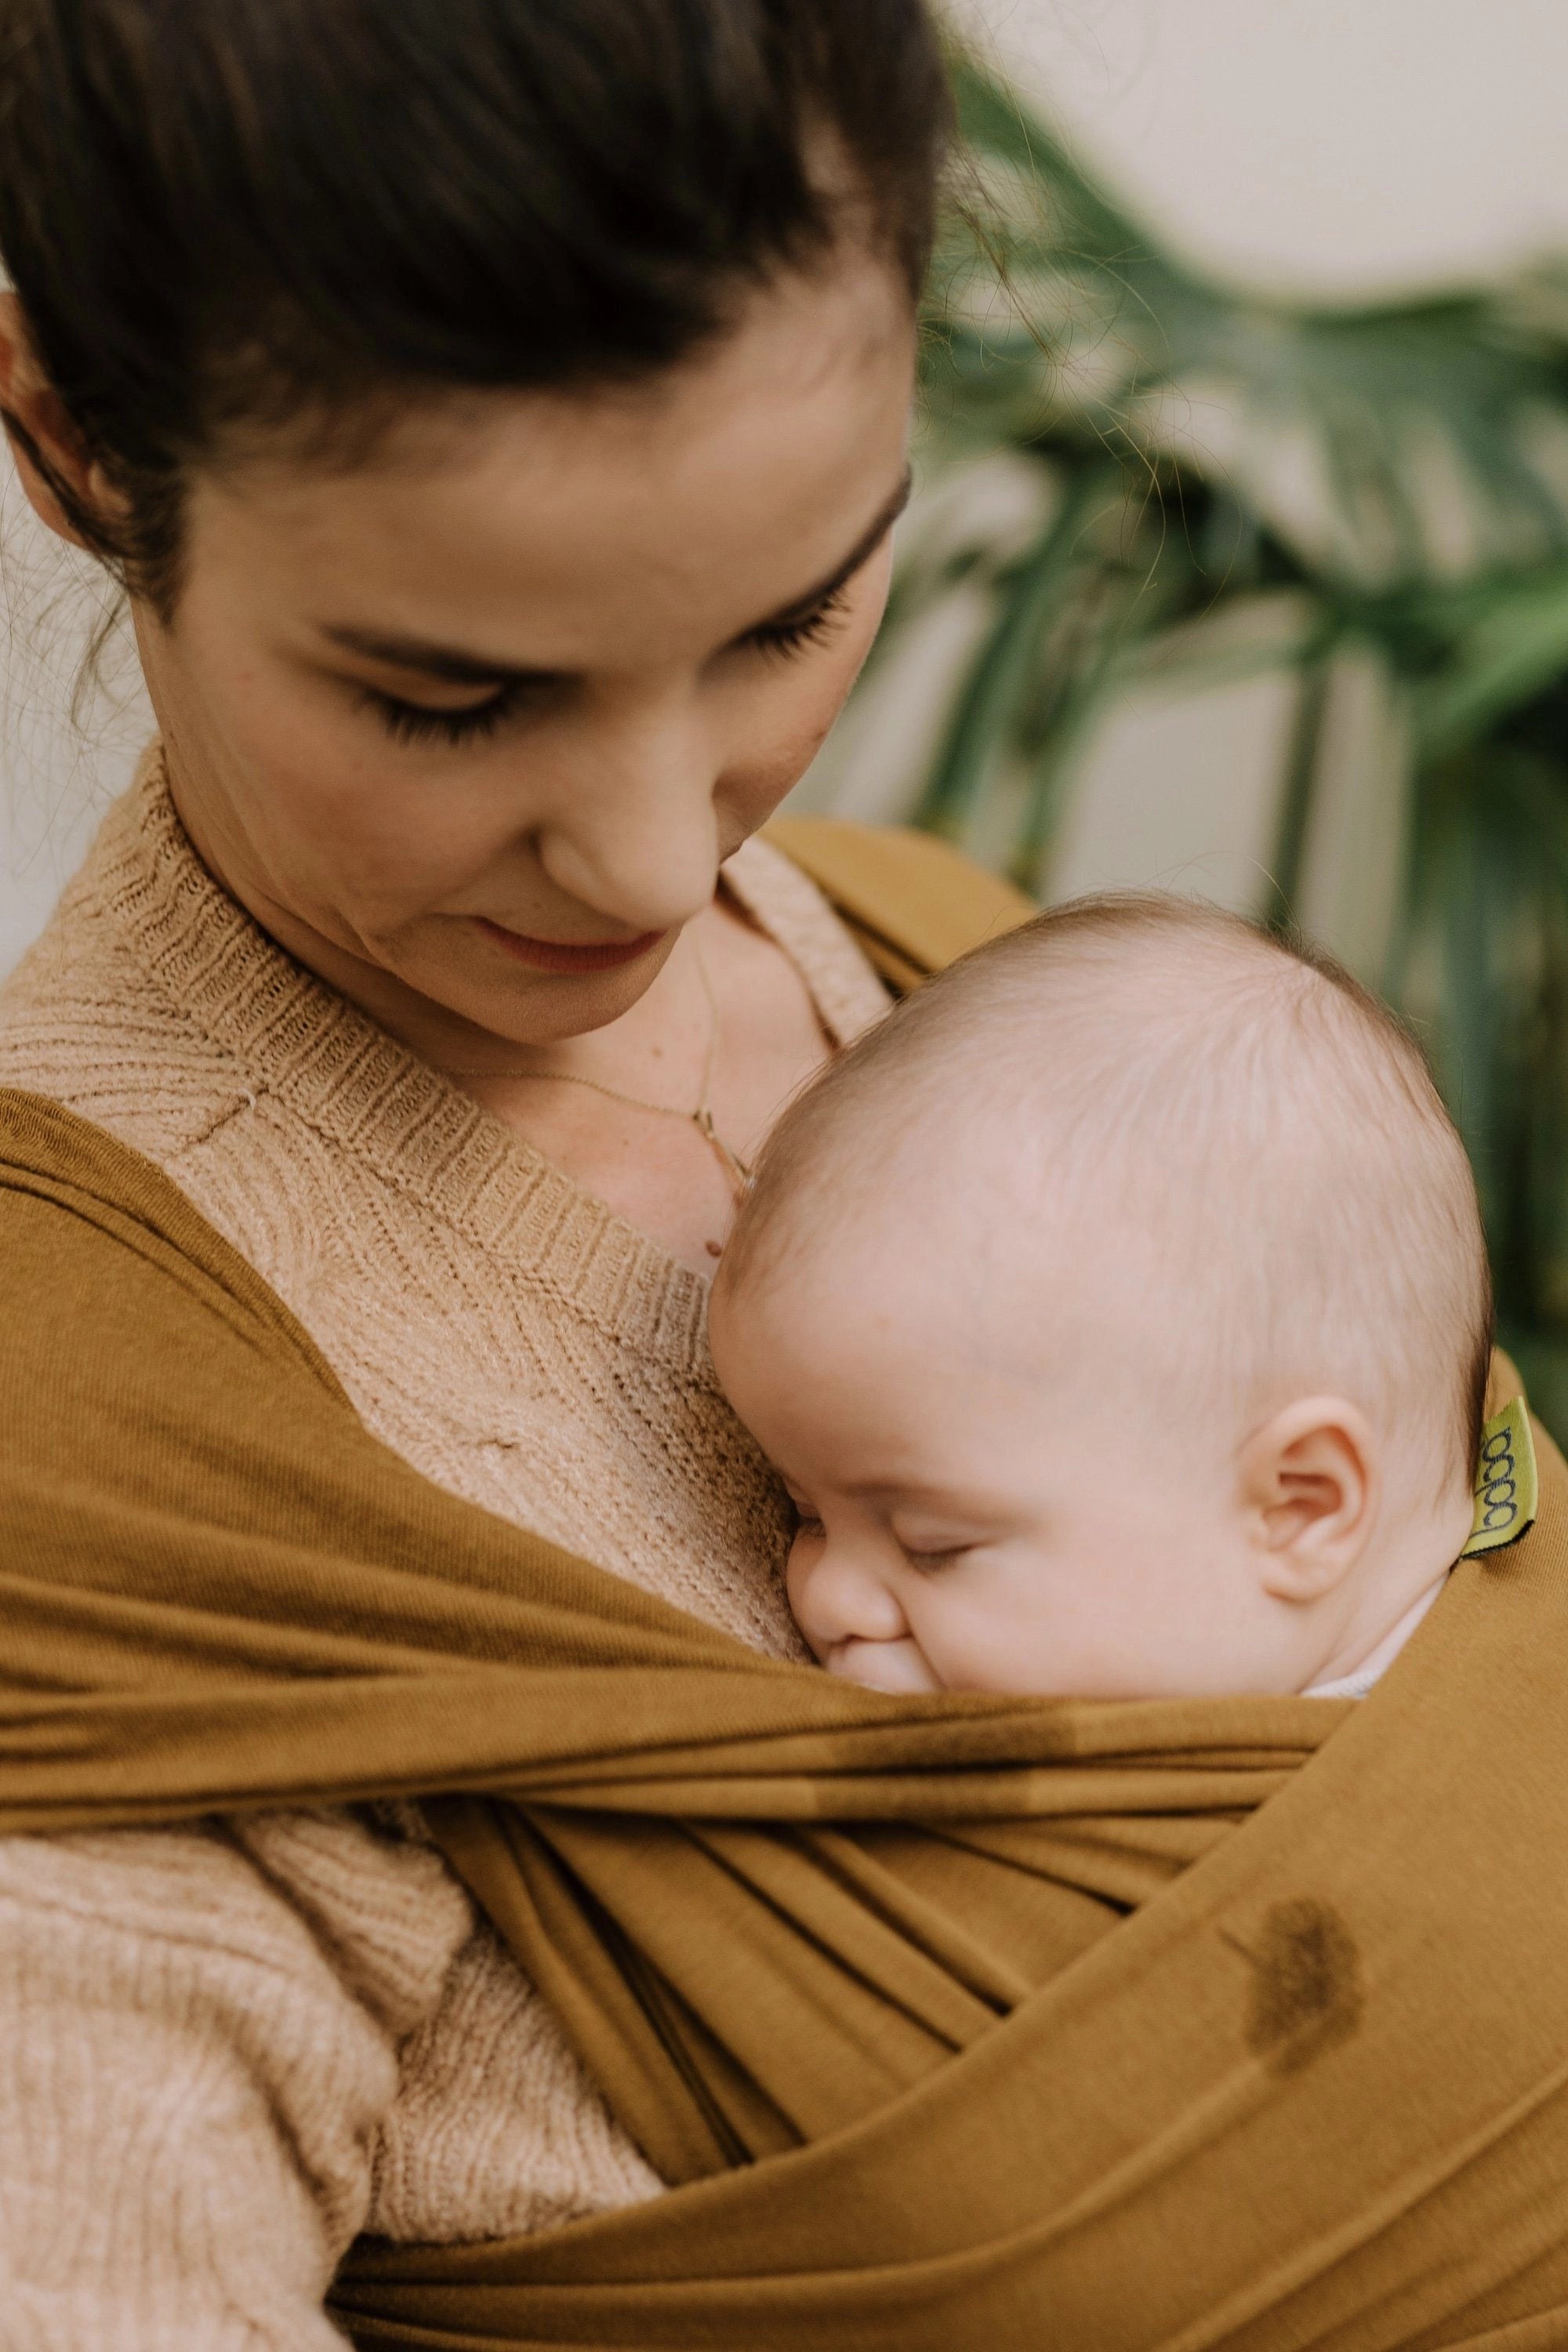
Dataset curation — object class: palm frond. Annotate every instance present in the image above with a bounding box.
[833,46,1568,1431]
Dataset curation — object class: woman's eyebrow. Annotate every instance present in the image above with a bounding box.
[316,466,913,684]
[316,626,552,687]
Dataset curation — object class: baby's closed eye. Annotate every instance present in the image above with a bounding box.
[898,1541,973,1573]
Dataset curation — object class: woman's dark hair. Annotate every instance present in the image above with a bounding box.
[0,0,949,611]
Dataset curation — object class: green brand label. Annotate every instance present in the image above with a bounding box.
[1461,1395,1538,1559]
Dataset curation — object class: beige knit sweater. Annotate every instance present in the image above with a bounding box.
[0,753,890,2351]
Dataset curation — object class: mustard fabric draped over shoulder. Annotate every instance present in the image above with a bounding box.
[3,823,1568,2350]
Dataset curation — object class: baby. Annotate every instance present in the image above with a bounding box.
[707,892,1495,1702]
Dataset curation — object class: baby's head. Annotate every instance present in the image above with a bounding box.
[708,895,1492,1700]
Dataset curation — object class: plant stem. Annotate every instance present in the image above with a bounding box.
[1263,649,1334,934]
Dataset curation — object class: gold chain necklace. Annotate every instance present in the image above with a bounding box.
[437,942,753,1196]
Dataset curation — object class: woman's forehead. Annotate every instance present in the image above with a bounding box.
[186,259,916,669]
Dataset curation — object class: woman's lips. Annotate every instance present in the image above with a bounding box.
[472,916,666,975]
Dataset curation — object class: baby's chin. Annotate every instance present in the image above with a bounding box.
[823,1637,943,1695]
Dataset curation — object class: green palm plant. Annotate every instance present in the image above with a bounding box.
[840,53,1568,1431]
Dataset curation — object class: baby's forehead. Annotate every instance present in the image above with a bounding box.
[726,929,1309,1284]
[818,957,1330,1213]
[931,931,1421,1172]
[722,898,1485,1490]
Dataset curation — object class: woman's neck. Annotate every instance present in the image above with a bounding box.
[451,896,837,1275]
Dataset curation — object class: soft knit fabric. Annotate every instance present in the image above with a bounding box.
[0,751,891,2350]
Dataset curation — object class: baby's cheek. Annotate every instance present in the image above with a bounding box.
[915,1581,1049,1697]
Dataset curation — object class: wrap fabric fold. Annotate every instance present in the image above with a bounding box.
[1,823,1565,2348]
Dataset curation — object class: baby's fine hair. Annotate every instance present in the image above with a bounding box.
[721,892,1494,1496]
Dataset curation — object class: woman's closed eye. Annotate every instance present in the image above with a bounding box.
[743,583,851,664]
[359,677,539,748]
[741,477,904,662]
[353,557,865,750]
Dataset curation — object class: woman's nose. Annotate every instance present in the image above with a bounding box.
[788,1539,911,1652]
[535,698,726,935]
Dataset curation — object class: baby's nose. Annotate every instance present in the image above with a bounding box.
[788,1540,910,1651]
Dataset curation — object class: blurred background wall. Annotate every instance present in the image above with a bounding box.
[953,0,1568,298]
[0,466,148,976]
[6,0,1568,1404]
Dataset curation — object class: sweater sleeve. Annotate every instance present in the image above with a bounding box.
[0,1813,474,2352]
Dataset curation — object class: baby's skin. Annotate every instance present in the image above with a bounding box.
[709,1236,1471,1699]
[708,895,1488,1703]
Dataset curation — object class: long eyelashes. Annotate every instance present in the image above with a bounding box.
[744,584,852,662]
[361,683,526,748]
[902,1547,971,1575]
[362,583,854,747]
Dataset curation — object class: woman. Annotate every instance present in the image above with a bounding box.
[11,9,1568,2347]
[0,0,951,2336]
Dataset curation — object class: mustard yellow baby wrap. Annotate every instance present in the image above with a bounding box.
[1,823,1566,2352]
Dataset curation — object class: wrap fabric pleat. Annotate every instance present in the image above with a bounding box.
[1,821,1566,2347]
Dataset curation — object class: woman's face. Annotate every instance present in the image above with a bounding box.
[134,250,916,1051]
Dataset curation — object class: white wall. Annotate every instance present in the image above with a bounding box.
[0,466,151,976]
[953,0,1568,296]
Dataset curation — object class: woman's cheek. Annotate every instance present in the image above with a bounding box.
[723,652,878,832]
[721,734,828,836]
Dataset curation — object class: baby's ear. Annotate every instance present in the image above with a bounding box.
[1237,1397,1379,1603]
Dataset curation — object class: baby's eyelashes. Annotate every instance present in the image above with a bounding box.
[891,1520,996,1570]
[898,1542,971,1573]
[779,1483,993,1574]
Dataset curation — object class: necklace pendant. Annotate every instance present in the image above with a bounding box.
[694,1106,753,1198]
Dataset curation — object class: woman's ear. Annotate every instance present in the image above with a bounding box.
[0,291,103,550]
[1237,1396,1380,1604]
